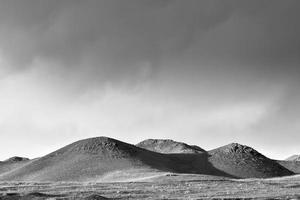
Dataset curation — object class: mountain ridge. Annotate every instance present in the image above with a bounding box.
[207,143,293,178]
[136,139,205,154]
[0,137,295,181]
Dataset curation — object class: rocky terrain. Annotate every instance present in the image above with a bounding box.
[0,137,296,182]
[136,139,205,154]
[4,157,30,162]
[207,143,293,178]
[0,137,231,181]
[0,136,299,199]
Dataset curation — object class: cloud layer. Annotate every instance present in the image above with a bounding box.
[0,0,300,160]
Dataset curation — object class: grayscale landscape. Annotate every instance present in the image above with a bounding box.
[1,0,300,199]
[1,137,300,199]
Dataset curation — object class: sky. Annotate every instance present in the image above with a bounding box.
[0,0,300,160]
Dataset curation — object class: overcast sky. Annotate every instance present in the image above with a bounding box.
[0,0,300,160]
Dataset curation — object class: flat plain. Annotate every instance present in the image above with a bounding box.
[1,173,300,199]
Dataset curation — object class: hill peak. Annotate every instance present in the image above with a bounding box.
[4,157,30,162]
[210,143,260,155]
[136,139,205,154]
[0,136,294,181]
[51,136,139,157]
[208,143,293,178]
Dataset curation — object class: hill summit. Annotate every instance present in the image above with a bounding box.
[136,139,205,154]
[209,143,260,155]
[0,137,295,181]
[208,143,293,178]
[0,137,170,181]
[4,157,30,162]
[50,136,141,159]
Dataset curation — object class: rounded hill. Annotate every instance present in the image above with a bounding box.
[208,143,293,178]
[0,137,231,181]
[0,137,160,181]
[136,139,206,154]
[4,157,29,162]
[0,137,294,181]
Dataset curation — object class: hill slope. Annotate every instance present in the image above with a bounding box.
[0,137,229,181]
[208,143,293,178]
[0,138,294,181]
[136,139,205,154]
[0,157,31,175]
[277,160,300,174]
[276,155,300,173]
[286,155,300,161]
[0,137,162,181]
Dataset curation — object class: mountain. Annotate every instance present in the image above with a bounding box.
[0,157,31,176]
[285,155,300,161]
[0,137,294,181]
[0,137,163,181]
[0,137,229,181]
[4,156,30,162]
[207,143,293,178]
[136,139,206,154]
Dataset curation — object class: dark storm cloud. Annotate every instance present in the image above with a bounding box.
[1,0,300,160]
[0,1,240,81]
[0,0,299,119]
[0,0,299,86]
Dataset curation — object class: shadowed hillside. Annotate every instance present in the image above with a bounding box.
[0,137,230,181]
[136,139,205,154]
[0,138,294,181]
[208,143,294,178]
[277,160,300,174]
[276,155,300,173]
[0,137,162,181]
[4,157,29,162]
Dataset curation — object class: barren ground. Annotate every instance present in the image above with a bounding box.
[1,173,300,199]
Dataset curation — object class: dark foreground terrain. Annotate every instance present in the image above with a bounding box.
[1,174,300,199]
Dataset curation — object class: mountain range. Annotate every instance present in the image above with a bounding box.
[0,137,298,181]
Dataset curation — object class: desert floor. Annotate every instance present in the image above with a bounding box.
[0,173,300,199]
